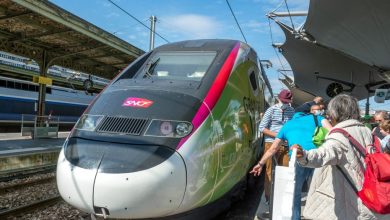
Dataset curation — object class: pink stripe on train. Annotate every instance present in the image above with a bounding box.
[177,42,240,149]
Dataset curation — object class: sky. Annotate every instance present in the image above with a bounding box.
[49,0,388,111]
[50,0,308,92]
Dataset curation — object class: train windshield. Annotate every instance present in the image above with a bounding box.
[135,51,216,81]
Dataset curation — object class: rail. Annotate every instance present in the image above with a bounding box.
[0,195,61,218]
[0,164,57,182]
[0,175,56,194]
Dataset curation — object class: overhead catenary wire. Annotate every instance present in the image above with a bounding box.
[225,0,247,43]
[271,0,285,14]
[107,0,169,43]
[283,0,295,31]
[267,18,287,71]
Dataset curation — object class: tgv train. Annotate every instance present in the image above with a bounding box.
[57,39,269,219]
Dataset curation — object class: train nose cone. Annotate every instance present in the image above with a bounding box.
[57,138,187,219]
[93,151,186,219]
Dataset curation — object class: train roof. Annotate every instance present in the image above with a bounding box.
[154,39,242,52]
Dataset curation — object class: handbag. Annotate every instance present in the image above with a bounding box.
[312,115,328,147]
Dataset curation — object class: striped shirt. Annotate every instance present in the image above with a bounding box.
[259,104,295,142]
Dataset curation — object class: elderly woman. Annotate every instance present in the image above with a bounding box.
[294,94,388,220]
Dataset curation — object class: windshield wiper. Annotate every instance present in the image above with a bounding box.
[144,58,160,78]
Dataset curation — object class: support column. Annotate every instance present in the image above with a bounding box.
[37,50,48,118]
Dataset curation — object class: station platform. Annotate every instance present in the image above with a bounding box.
[0,132,69,175]
[0,132,68,156]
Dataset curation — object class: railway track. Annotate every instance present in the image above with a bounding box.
[0,165,56,182]
[0,168,60,219]
[0,195,62,218]
[0,175,56,194]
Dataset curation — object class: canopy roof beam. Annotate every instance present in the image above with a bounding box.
[267,11,308,18]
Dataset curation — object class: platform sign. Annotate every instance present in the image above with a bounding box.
[33,76,52,85]
[374,89,389,103]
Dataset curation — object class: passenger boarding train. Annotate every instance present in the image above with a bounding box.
[57,39,269,219]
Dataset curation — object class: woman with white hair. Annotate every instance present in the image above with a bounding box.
[294,94,389,220]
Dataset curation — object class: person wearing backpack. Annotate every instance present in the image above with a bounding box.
[293,94,389,220]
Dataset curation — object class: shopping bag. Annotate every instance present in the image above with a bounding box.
[272,148,297,220]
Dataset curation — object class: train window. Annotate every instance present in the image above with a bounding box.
[15,82,22,90]
[135,51,216,81]
[28,84,34,92]
[7,81,15,89]
[46,87,52,94]
[116,52,152,80]
[249,71,258,91]
[22,83,29,90]
[0,80,5,87]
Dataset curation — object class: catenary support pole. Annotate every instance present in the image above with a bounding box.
[149,15,157,51]
[37,50,48,119]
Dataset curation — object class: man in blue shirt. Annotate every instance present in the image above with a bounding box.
[251,104,332,220]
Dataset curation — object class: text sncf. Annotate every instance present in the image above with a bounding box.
[122,97,154,108]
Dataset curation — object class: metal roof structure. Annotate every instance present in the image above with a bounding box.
[0,0,144,79]
[276,21,383,101]
[304,0,390,72]
[0,0,145,118]
[270,0,389,103]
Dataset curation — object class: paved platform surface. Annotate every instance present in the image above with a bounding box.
[217,173,307,220]
[0,132,69,155]
[216,175,264,220]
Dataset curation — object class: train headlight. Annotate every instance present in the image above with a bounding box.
[145,120,193,138]
[160,121,173,135]
[176,122,191,137]
[75,114,103,131]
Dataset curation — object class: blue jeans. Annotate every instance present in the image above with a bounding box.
[292,165,314,220]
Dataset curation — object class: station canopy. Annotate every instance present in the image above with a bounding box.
[274,0,390,101]
[0,0,144,80]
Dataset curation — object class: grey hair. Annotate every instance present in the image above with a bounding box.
[327,94,360,123]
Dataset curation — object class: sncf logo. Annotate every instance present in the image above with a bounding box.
[122,97,154,108]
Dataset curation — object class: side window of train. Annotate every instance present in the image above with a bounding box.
[249,71,258,92]
[116,52,152,80]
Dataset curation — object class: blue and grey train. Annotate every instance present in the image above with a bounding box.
[0,51,112,125]
[0,76,94,124]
